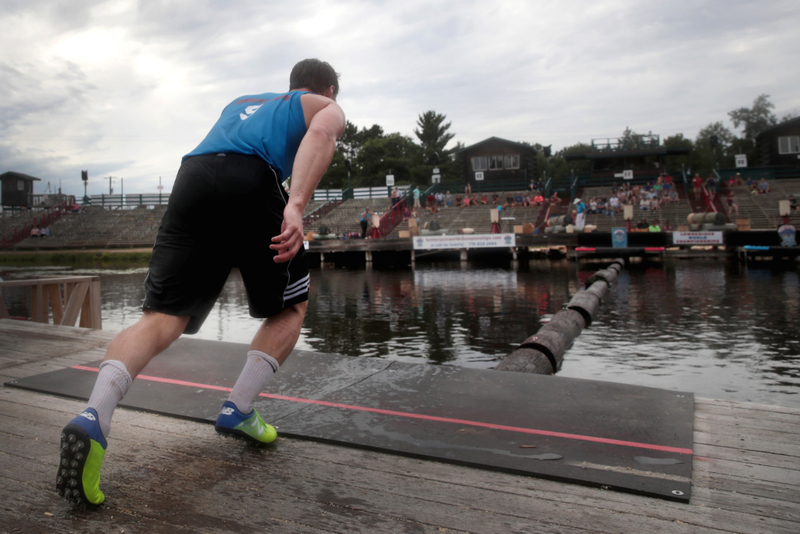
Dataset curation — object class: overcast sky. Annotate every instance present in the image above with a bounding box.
[2,0,798,197]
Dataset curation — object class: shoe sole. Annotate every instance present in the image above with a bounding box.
[56,423,96,505]
[215,425,277,445]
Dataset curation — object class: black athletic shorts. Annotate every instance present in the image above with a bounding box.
[143,153,309,334]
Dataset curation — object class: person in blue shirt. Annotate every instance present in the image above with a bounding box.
[56,59,346,506]
[574,198,587,228]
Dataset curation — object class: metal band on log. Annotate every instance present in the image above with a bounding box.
[495,259,624,375]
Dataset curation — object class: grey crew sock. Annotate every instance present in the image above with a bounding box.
[85,360,132,438]
[227,350,280,414]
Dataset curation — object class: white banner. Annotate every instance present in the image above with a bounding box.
[672,231,724,245]
[413,233,516,250]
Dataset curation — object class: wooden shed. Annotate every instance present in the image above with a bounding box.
[456,137,537,189]
[0,171,41,208]
[755,116,800,168]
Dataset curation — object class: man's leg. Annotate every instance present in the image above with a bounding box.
[215,302,307,444]
[57,311,188,505]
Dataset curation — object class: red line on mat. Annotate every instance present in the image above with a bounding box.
[72,365,693,455]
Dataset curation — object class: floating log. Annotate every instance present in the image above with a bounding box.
[495,309,586,374]
[496,260,623,375]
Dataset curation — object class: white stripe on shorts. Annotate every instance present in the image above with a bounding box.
[283,273,310,302]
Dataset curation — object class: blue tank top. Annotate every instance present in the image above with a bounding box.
[184,91,309,181]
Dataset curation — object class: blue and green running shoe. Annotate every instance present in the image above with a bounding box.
[215,401,277,444]
[56,408,107,505]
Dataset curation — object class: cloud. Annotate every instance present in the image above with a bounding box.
[0,0,798,198]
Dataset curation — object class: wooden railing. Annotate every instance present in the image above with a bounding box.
[0,276,102,329]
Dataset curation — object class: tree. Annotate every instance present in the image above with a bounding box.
[414,111,455,162]
[354,133,423,187]
[414,111,456,184]
[663,133,693,173]
[694,122,736,172]
[728,94,778,144]
[320,121,385,189]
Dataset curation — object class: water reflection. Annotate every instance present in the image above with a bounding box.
[1,259,798,408]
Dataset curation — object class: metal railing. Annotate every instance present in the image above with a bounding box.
[84,193,170,207]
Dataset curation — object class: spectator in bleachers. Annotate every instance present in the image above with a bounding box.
[750,184,760,196]
[505,194,515,208]
[609,195,620,215]
[788,194,797,211]
[465,183,472,196]
[455,194,462,206]
[360,207,371,238]
[426,192,436,211]
[30,226,40,237]
[640,196,651,211]
[391,187,399,209]
[574,198,587,228]
[514,192,524,206]
[733,172,744,186]
[758,178,770,194]
[745,176,754,188]
[727,191,739,215]
[663,173,673,190]
[597,197,607,214]
[479,194,488,205]
[636,218,649,229]
[445,191,452,207]
[550,191,561,205]
[463,195,471,207]
[413,186,421,208]
[648,221,661,232]
[692,173,703,197]
[533,192,544,206]
[41,226,50,237]
[667,189,679,204]
[435,191,444,207]
[491,192,499,205]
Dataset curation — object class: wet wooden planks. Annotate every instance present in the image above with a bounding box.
[0,319,798,534]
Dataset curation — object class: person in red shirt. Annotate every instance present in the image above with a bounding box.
[692,173,703,197]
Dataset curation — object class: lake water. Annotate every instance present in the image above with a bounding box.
[1,258,798,408]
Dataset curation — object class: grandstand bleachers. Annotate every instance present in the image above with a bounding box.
[4,180,799,250]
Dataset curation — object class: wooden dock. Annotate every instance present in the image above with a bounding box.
[1,319,798,533]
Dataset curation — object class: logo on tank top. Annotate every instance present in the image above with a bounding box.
[240,105,262,120]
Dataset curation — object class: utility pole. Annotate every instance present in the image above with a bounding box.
[106,176,115,195]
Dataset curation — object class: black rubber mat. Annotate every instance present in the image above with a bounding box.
[6,337,694,501]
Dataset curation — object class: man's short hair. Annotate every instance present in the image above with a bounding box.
[290,59,340,98]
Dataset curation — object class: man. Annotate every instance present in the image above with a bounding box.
[692,173,703,197]
[360,207,371,238]
[413,186,421,208]
[56,59,346,506]
[573,198,587,228]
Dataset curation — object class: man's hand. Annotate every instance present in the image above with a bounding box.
[270,204,305,263]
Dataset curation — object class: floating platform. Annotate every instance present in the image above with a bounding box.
[736,245,800,264]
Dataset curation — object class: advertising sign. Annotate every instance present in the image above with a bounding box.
[612,228,628,248]
[672,231,723,245]
[413,234,516,250]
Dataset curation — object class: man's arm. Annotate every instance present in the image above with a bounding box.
[270,98,345,263]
